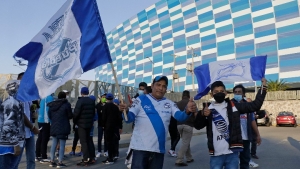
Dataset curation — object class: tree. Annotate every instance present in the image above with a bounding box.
[267,79,289,91]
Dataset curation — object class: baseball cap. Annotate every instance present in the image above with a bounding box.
[106,93,114,100]
[113,99,120,105]
[101,93,107,97]
[152,75,168,86]
[81,87,89,95]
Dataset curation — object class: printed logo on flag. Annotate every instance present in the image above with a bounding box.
[216,61,246,80]
[40,10,78,82]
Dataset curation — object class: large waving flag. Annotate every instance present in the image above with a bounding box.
[13,0,112,101]
[194,56,267,100]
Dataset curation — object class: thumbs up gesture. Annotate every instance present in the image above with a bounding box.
[203,102,211,117]
[186,97,197,115]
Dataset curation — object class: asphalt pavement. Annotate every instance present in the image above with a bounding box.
[18,126,300,169]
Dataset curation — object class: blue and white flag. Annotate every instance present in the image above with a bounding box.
[13,0,112,101]
[194,56,267,100]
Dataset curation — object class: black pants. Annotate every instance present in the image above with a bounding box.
[72,128,79,152]
[251,135,257,155]
[78,127,93,161]
[240,140,251,169]
[89,136,95,159]
[114,129,120,157]
[36,123,51,159]
[104,128,117,161]
[169,127,180,151]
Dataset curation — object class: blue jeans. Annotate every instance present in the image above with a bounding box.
[0,153,20,169]
[210,152,239,169]
[240,140,251,169]
[16,137,35,169]
[131,150,164,169]
[97,127,107,152]
[50,137,66,162]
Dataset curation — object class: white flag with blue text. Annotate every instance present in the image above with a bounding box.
[13,0,112,101]
[194,56,267,100]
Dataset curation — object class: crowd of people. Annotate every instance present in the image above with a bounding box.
[0,72,267,169]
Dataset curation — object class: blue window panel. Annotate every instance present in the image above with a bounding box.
[251,1,272,12]
[213,0,228,9]
[128,43,134,51]
[135,44,143,51]
[136,64,144,72]
[143,76,152,84]
[163,53,174,64]
[138,10,147,23]
[200,24,215,32]
[196,1,211,10]
[185,22,199,33]
[150,23,160,30]
[153,52,162,62]
[274,1,298,17]
[277,23,300,34]
[174,25,185,33]
[123,20,130,27]
[131,21,139,28]
[144,48,152,57]
[122,50,128,56]
[162,31,173,41]
[236,55,254,60]
[215,14,231,23]
[230,0,249,13]
[183,8,196,17]
[136,53,143,62]
[151,30,161,37]
[185,75,192,85]
[168,0,180,9]
[201,34,216,42]
[172,17,184,25]
[216,24,232,33]
[174,42,187,50]
[143,38,151,44]
[111,29,118,36]
[253,13,274,22]
[153,41,162,49]
[255,29,276,38]
[147,8,157,18]
[187,36,200,45]
[115,48,121,56]
[256,46,277,55]
[198,11,213,23]
[122,69,129,78]
[233,14,251,24]
[158,11,169,18]
[267,55,278,64]
[278,35,300,49]
[234,24,253,37]
[281,76,300,83]
[202,43,216,50]
[153,66,162,74]
[160,19,171,29]
[217,39,234,56]
[170,9,182,17]
[236,44,254,53]
[202,57,216,64]
[134,32,141,40]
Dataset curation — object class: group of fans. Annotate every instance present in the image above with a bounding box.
[0,73,267,169]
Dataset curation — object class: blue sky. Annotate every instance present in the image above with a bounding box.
[0,0,158,80]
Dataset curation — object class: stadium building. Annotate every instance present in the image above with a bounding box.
[95,0,300,92]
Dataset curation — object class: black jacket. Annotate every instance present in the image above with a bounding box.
[73,97,95,129]
[48,99,73,139]
[96,102,105,127]
[194,89,266,155]
[102,102,123,130]
[177,98,196,127]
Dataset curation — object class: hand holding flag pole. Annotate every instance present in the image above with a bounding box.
[110,62,128,121]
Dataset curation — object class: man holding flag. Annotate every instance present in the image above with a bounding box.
[193,55,268,169]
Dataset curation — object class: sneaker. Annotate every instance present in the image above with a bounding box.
[75,152,83,156]
[251,154,259,159]
[56,163,67,168]
[96,152,102,158]
[103,151,108,157]
[40,159,51,164]
[69,151,75,155]
[168,150,177,157]
[49,161,57,167]
[127,164,131,169]
[102,159,114,165]
[35,157,41,162]
[249,161,259,168]
[113,156,119,161]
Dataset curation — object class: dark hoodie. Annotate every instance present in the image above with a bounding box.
[48,99,73,139]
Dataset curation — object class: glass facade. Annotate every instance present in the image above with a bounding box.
[96,0,300,92]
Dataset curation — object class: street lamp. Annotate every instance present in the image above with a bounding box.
[186,46,197,91]
[146,57,154,81]
[171,54,179,92]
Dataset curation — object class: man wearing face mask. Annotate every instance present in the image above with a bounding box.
[232,85,261,169]
[194,78,267,169]
[96,94,108,158]
[133,82,147,100]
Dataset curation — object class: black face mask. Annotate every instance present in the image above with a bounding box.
[213,92,226,103]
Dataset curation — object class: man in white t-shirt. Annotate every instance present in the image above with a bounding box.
[194,79,267,169]
[119,75,197,169]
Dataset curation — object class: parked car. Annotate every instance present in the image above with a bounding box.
[276,111,297,127]
[257,110,272,126]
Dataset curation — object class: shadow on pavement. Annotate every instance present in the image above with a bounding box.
[287,137,300,152]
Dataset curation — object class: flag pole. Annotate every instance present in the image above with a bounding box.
[110,62,128,121]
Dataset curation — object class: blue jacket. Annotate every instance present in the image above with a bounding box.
[38,95,54,123]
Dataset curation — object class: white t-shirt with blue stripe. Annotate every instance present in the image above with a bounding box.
[126,94,190,153]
